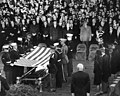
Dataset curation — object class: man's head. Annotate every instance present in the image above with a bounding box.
[77,63,84,71]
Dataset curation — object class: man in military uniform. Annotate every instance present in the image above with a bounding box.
[9,42,22,84]
[60,38,69,82]
[47,44,58,92]
[66,33,74,77]
[1,45,13,85]
[54,43,63,88]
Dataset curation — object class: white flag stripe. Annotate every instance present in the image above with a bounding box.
[34,52,51,66]
[33,47,48,60]
[36,61,49,71]
[30,47,45,60]
[33,52,51,66]
[41,58,50,66]
[35,48,51,61]
[25,47,40,59]
[27,47,42,60]
[14,58,37,67]
[38,56,50,66]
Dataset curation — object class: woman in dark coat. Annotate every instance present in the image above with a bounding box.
[111,44,120,74]
[93,50,102,91]
[101,48,111,93]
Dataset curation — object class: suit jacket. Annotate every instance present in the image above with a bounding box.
[71,71,90,96]
[80,25,92,42]
[0,75,10,96]
[102,54,111,82]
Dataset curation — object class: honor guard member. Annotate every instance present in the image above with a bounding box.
[54,42,63,88]
[1,45,13,85]
[66,33,74,76]
[47,44,58,92]
[9,42,20,62]
[60,38,69,82]
[17,37,25,55]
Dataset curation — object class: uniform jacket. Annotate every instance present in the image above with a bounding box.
[71,71,90,96]
[48,52,58,74]
[2,52,13,71]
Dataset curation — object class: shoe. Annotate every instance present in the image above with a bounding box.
[50,89,56,92]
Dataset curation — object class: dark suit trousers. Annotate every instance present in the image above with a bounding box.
[5,70,13,85]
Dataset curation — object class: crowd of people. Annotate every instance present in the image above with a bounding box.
[93,43,120,95]
[0,0,120,50]
[0,0,120,95]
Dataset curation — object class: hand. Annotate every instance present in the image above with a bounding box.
[87,93,90,96]
[10,63,14,66]
[71,93,75,96]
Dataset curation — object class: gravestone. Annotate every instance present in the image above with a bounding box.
[75,44,86,60]
[88,44,99,61]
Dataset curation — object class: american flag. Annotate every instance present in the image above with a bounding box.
[14,46,51,71]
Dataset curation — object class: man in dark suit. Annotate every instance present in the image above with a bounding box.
[71,63,90,96]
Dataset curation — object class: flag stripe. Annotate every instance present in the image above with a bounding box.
[35,48,51,61]
[33,52,51,66]
[27,47,42,60]
[30,47,46,60]
[25,47,40,59]
[36,61,49,71]
[34,47,50,61]
[37,56,50,66]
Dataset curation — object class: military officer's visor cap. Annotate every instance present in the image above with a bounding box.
[59,38,67,42]
[2,45,9,49]
[10,42,17,46]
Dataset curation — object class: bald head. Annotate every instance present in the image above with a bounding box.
[77,63,84,71]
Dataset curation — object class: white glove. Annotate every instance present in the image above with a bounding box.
[10,63,14,66]
[71,93,75,96]
[87,93,90,96]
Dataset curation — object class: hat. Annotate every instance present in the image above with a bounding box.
[17,37,23,41]
[53,42,59,46]
[10,43,17,46]
[66,33,73,37]
[59,38,67,42]
[66,33,73,41]
[2,45,9,49]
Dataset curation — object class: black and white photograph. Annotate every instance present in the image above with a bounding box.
[0,0,120,96]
